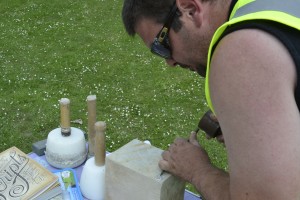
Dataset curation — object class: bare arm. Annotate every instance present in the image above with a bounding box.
[210,28,300,199]
[160,28,300,200]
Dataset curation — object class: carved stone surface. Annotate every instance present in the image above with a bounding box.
[105,139,185,200]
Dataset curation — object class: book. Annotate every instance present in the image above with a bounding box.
[50,168,83,200]
[33,184,62,200]
[0,146,59,200]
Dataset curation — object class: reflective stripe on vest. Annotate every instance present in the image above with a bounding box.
[234,0,300,19]
[205,0,300,114]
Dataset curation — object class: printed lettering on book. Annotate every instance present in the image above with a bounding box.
[0,146,58,200]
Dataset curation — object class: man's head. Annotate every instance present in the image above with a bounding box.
[122,0,225,77]
[122,0,182,36]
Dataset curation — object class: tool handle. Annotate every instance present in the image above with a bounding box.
[94,121,106,166]
[60,98,71,136]
[87,95,97,156]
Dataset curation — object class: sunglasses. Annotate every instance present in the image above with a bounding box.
[150,2,178,59]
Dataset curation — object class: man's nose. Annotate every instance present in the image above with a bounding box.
[165,58,177,67]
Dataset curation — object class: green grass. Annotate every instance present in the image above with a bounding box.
[0,0,227,195]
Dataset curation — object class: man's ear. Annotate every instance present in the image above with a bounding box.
[176,0,202,27]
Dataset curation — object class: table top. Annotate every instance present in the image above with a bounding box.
[28,152,202,200]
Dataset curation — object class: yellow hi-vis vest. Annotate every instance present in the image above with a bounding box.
[205,0,300,114]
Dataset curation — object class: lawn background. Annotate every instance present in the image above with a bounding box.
[0,0,227,195]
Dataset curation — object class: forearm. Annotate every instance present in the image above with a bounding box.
[191,166,230,200]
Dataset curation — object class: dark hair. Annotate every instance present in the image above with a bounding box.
[122,0,182,36]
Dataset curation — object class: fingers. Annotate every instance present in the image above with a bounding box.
[189,131,200,146]
[206,132,225,143]
[158,158,170,171]
[205,132,225,144]
[209,112,218,122]
[161,149,170,160]
[171,133,200,147]
[159,150,172,171]
[216,134,225,144]
[174,138,187,145]
[205,134,212,140]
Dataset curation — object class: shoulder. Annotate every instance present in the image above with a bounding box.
[210,28,296,114]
